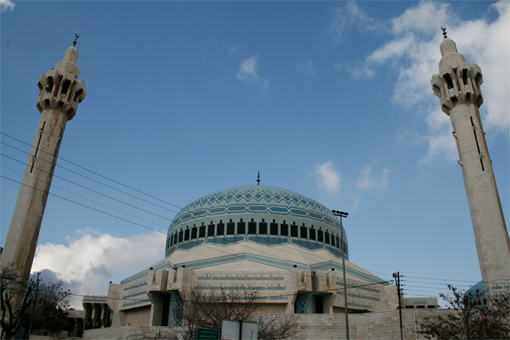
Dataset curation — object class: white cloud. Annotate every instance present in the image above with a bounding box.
[314,161,342,197]
[296,59,316,77]
[236,55,269,91]
[221,40,239,55]
[328,1,378,44]
[361,0,509,164]
[390,1,453,36]
[0,0,14,12]
[334,62,375,79]
[356,165,390,191]
[32,229,165,309]
[419,131,458,165]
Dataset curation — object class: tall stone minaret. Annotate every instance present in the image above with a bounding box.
[1,43,86,284]
[431,33,510,297]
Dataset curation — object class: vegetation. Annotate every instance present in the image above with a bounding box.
[27,279,72,335]
[0,264,35,340]
[419,284,510,340]
[1,264,72,339]
[181,287,301,340]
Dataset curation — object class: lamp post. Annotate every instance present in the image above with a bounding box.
[332,210,349,340]
[392,272,404,340]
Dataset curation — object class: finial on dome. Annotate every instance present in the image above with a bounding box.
[257,172,260,185]
[441,26,447,39]
[73,33,79,47]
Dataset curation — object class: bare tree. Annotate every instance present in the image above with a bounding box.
[419,284,510,340]
[0,263,34,340]
[181,287,301,340]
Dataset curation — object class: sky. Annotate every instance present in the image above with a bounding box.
[1,0,508,309]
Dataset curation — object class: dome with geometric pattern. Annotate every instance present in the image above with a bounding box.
[165,184,348,259]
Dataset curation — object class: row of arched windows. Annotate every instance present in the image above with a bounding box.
[166,218,347,253]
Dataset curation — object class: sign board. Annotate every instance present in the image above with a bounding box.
[221,320,258,340]
[196,328,220,340]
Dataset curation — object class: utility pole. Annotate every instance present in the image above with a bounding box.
[27,272,41,339]
[393,271,404,340]
[332,210,349,340]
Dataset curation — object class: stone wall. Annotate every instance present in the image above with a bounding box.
[82,309,449,339]
[83,326,182,340]
[293,309,450,340]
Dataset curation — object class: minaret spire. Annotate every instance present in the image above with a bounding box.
[441,26,447,39]
[431,36,510,298]
[1,43,87,299]
[257,172,260,185]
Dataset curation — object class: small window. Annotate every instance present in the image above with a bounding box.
[237,221,246,234]
[173,233,178,245]
[325,231,330,243]
[318,229,323,242]
[259,222,267,234]
[248,222,257,234]
[227,221,235,235]
[207,224,215,237]
[309,228,316,240]
[178,230,184,242]
[300,226,308,239]
[281,223,289,236]
[199,225,206,238]
[291,224,298,237]
[217,222,225,236]
[191,227,197,239]
[270,222,279,235]
[336,236,340,249]
[330,233,335,247]
[184,228,190,241]
[169,236,173,247]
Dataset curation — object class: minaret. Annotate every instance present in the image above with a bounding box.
[1,42,86,285]
[431,31,510,297]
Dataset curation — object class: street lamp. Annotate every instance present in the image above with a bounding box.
[332,210,349,340]
[392,272,404,340]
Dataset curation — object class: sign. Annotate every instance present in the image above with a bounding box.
[221,320,258,340]
[196,328,220,340]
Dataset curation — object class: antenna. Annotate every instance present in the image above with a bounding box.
[257,172,260,185]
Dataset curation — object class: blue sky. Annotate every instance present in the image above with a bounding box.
[1,1,508,308]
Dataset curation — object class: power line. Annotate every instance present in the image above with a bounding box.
[1,154,173,221]
[1,175,167,235]
[2,164,169,229]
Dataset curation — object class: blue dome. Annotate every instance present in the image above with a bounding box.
[165,184,348,259]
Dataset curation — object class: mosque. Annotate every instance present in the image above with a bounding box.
[2,24,508,339]
[81,183,437,331]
